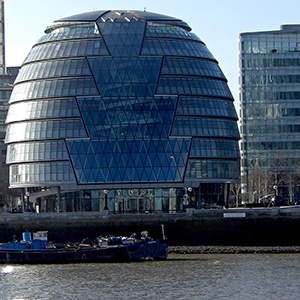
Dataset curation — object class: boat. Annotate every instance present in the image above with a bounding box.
[96,230,168,261]
[0,230,168,264]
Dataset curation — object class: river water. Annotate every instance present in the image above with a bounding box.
[1,253,300,300]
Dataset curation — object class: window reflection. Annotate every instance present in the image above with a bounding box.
[24,40,109,63]
[10,78,98,103]
[10,162,75,183]
[6,98,80,122]
[141,39,214,59]
[5,119,87,143]
[16,59,91,83]
[7,141,69,163]
[186,159,239,179]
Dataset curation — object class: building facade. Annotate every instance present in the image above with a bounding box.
[239,25,300,203]
[0,1,21,209]
[6,10,239,213]
[0,67,19,208]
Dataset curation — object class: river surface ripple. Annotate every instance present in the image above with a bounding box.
[1,253,300,300]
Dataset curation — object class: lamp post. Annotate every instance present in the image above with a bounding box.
[253,191,257,204]
[103,190,108,211]
[25,191,30,212]
[187,187,193,207]
[273,185,278,197]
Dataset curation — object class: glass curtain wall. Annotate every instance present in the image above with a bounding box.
[240,25,300,202]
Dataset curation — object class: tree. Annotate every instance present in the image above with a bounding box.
[270,153,287,188]
[230,183,241,207]
[283,169,298,205]
[247,169,272,203]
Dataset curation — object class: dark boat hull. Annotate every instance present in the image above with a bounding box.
[0,246,130,264]
[0,240,168,264]
[126,240,168,261]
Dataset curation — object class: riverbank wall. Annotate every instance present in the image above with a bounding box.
[1,206,300,246]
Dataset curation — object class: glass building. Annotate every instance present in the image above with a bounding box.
[0,67,20,208]
[239,25,300,202]
[5,10,239,213]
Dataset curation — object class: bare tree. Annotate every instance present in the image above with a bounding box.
[283,169,298,204]
[230,183,241,207]
[282,158,300,205]
[247,169,272,203]
[270,153,287,188]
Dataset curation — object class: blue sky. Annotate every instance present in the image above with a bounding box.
[4,0,300,110]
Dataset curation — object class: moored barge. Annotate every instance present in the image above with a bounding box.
[0,231,168,264]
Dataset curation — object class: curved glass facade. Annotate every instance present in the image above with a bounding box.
[6,10,239,212]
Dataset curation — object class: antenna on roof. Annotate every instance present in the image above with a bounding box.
[144,7,146,12]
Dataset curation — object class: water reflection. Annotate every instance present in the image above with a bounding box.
[0,254,300,300]
[2,266,14,274]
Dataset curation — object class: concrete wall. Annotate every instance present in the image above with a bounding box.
[1,206,300,246]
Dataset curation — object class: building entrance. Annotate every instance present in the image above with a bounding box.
[116,197,146,213]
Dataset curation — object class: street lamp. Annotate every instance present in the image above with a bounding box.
[273,185,278,197]
[187,187,193,207]
[253,191,257,204]
[103,190,108,211]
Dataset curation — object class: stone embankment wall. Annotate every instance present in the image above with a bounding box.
[1,206,300,246]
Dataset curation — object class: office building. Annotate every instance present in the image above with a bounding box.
[239,25,300,202]
[0,67,19,208]
[5,10,239,212]
[0,1,21,208]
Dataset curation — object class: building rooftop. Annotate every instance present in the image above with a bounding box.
[46,10,192,33]
[280,24,300,31]
[240,24,300,36]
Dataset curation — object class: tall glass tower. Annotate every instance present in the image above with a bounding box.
[240,25,300,202]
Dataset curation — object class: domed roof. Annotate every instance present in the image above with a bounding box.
[6,9,239,191]
[47,10,191,32]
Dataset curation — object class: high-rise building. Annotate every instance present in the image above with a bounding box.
[239,25,300,203]
[0,1,21,209]
[5,10,240,213]
[0,1,5,74]
[0,67,19,208]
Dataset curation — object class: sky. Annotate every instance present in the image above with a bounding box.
[4,0,300,111]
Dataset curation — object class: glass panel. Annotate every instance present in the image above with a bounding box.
[88,56,162,97]
[77,96,177,139]
[146,23,201,41]
[66,138,191,183]
[9,78,98,103]
[24,40,109,64]
[172,117,240,139]
[186,159,240,180]
[6,98,80,123]
[37,22,101,43]
[97,22,146,57]
[141,39,214,59]
[157,77,233,98]
[190,138,240,159]
[16,59,91,83]
[177,97,237,118]
[5,119,87,143]
[7,140,69,163]
[162,57,225,78]
[10,162,76,184]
